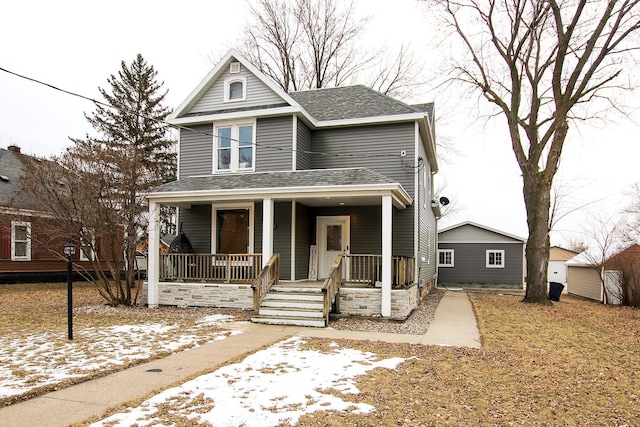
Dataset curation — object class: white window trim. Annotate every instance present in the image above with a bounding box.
[211,202,255,254]
[213,120,256,173]
[223,76,247,102]
[11,221,31,261]
[486,249,505,268]
[438,249,454,267]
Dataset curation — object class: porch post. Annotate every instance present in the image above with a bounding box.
[262,197,274,268]
[147,200,160,308]
[382,195,392,317]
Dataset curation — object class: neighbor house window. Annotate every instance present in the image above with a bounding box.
[438,249,454,267]
[213,203,254,254]
[224,77,246,102]
[11,221,31,261]
[79,229,95,261]
[214,122,255,172]
[486,250,505,268]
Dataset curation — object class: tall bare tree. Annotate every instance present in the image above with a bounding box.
[432,0,640,304]
[238,0,422,96]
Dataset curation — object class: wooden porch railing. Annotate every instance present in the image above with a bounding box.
[345,254,415,286]
[322,254,343,323]
[159,254,263,283]
[251,254,280,310]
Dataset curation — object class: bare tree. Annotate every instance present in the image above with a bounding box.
[21,55,176,306]
[432,0,640,305]
[237,0,423,94]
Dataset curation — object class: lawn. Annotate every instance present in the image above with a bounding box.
[1,283,639,426]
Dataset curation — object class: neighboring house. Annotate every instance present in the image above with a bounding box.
[145,49,440,326]
[0,146,117,283]
[437,221,526,289]
[567,244,640,304]
[548,246,578,284]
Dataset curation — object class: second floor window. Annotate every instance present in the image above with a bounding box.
[215,122,255,172]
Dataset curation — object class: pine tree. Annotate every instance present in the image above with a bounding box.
[68,54,176,306]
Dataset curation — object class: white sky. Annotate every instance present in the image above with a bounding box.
[1,0,638,246]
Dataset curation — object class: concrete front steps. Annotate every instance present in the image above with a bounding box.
[251,284,327,327]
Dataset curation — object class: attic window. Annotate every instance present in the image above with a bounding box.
[224,77,246,102]
[230,62,241,74]
[0,175,9,182]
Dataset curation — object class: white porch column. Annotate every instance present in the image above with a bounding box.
[262,197,274,268]
[147,200,160,308]
[381,195,393,317]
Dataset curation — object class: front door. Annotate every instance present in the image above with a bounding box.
[317,216,350,279]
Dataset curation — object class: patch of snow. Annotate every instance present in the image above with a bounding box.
[92,336,404,427]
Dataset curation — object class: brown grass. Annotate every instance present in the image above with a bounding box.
[2,284,639,425]
[292,294,640,426]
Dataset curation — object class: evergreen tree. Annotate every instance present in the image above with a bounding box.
[68,54,176,305]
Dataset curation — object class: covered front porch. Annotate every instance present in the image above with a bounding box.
[145,169,418,319]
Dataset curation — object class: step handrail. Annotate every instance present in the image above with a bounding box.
[321,254,343,324]
[251,254,280,311]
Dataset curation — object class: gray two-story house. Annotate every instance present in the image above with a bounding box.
[145,50,440,326]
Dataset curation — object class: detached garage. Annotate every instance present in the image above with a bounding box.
[437,222,526,290]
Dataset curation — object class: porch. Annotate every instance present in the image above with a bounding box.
[157,253,415,288]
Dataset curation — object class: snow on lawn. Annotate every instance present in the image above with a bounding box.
[92,336,405,427]
[0,315,241,401]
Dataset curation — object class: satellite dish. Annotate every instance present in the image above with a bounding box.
[439,197,450,206]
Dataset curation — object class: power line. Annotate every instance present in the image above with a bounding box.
[0,65,409,161]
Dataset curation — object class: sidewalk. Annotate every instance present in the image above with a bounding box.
[0,291,480,427]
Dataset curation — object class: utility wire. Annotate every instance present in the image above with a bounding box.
[1,65,409,160]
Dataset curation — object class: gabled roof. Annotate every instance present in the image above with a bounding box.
[438,221,527,243]
[0,146,41,211]
[289,85,425,121]
[169,49,303,122]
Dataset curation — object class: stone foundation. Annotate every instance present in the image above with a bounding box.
[142,282,253,310]
[337,284,420,319]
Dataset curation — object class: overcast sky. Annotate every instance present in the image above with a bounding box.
[1,0,638,247]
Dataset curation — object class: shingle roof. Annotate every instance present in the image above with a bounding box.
[289,85,422,121]
[152,168,397,194]
[0,148,35,209]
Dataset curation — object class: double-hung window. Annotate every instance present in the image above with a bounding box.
[11,221,31,261]
[438,249,454,267]
[215,122,255,172]
[486,250,505,268]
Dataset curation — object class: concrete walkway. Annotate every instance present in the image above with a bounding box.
[0,291,480,427]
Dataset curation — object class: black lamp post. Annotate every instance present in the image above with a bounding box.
[64,241,76,340]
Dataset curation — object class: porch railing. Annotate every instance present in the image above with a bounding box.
[251,254,280,310]
[322,254,343,323]
[159,254,263,283]
[345,254,415,287]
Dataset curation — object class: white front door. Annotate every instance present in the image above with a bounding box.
[317,216,350,279]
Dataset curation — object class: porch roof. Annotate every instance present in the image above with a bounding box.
[148,168,413,208]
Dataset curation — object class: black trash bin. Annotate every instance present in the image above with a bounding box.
[549,282,564,301]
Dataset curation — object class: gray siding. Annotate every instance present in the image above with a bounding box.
[179,205,212,253]
[440,224,522,243]
[188,66,284,115]
[295,203,311,280]
[256,116,293,172]
[296,119,312,170]
[393,208,414,257]
[417,142,437,284]
[311,206,382,254]
[437,243,524,285]
[274,202,292,279]
[179,125,213,177]
[310,123,416,194]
